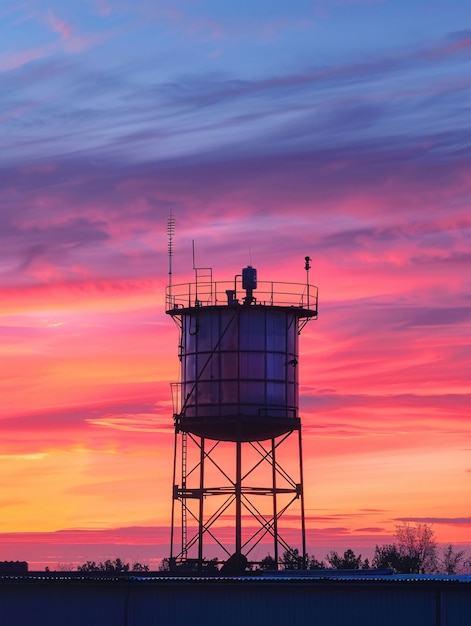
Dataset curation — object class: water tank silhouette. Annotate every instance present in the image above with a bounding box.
[167,266,317,442]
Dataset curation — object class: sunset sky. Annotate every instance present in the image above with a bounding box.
[1,0,471,570]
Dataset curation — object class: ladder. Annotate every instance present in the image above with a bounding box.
[181,431,188,560]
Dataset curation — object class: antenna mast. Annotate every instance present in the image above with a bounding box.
[168,213,175,300]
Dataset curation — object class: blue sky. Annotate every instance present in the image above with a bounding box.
[3,1,471,165]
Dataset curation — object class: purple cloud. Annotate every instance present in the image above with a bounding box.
[395,517,471,526]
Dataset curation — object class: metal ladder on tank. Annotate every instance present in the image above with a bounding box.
[181,431,188,561]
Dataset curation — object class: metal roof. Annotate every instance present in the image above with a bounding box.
[2,572,470,626]
[1,572,470,585]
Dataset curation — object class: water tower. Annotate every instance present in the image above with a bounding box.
[166,237,317,572]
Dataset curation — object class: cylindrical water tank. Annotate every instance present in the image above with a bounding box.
[177,305,302,441]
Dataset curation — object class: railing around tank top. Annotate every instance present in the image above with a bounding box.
[166,280,318,315]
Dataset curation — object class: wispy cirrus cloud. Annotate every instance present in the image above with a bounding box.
[0,526,171,569]
[0,394,172,454]
[45,10,73,40]
[0,43,56,72]
[0,6,114,72]
[395,517,471,526]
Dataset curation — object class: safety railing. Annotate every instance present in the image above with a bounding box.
[166,280,318,315]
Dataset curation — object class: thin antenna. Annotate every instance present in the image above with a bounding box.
[192,240,196,270]
[248,247,252,266]
[167,213,175,299]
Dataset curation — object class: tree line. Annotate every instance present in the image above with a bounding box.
[70,523,470,575]
[272,523,470,575]
[75,558,149,572]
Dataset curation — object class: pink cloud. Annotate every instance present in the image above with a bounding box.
[0,43,55,71]
[429,33,471,58]
[395,517,471,526]
[0,10,113,72]
[0,526,171,570]
[90,0,113,17]
[185,17,225,40]
[0,103,36,123]
[46,10,74,40]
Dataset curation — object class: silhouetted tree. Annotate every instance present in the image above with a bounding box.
[395,522,437,573]
[77,558,148,573]
[373,523,438,574]
[103,558,129,572]
[281,548,305,569]
[158,558,171,571]
[326,549,363,569]
[372,544,403,571]
[308,555,326,570]
[257,551,324,570]
[131,562,149,572]
[259,555,277,570]
[463,556,471,574]
[439,544,466,575]
[77,560,100,572]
